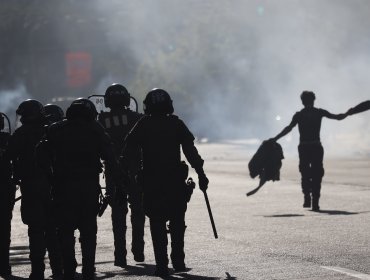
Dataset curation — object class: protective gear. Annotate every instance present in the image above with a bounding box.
[123,110,207,273]
[44,104,64,124]
[300,91,315,106]
[98,95,145,267]
[7,114,62,278]
[104,83,131,109]
[16,99,45,124]
[143,88,174,115]
[66,98,98,121]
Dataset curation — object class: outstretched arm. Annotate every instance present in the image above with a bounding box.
[346,100,370,116]
[322,110,347,120]
[272,116,297,141]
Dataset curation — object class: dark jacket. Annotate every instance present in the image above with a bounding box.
[249,140,284,181]
[7,123,50,225]
[124,114,204,218]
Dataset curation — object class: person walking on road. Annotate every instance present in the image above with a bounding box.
[123,88,209,277]
[7,100,62,279]
[40,98,123,280]
[98,83,145,267]
[271,91,348,211]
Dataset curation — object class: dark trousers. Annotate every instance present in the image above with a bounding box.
[149,209,186,270]
[54,177,100,280]
[298,143,325,199]
[58,216,97,280]
[0,196,14,275]
[28,218,62,277]
[111,189,145,262]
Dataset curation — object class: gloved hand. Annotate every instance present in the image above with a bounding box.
[198,172,209,192]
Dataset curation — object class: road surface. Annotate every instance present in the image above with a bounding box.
[4,141,370,279]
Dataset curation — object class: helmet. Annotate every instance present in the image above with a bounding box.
[143,88,174,115]
[16,99,45,124]
[300,91,315,106]
[66,98,98,121]
[44,104,64,123]
[104,83,130,108]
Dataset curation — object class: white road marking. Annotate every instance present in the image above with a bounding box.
[322,266,370,279]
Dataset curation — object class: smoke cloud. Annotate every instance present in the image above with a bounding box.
[1,1,369,156]
[90,0,370,156]
[0,84,31,129]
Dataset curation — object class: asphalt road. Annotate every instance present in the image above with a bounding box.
[4,142,370,280]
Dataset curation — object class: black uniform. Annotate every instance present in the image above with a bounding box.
[7,122,62,279]
[45,118,120,280]
[124,114,205,275]
[98,108,145,265]
[0,131,15,277]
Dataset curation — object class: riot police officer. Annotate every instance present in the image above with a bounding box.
[0,113,15,277]
[44,104,64,125]
[98,83,145,267]
[123,88,209,277]
[7,100,62,279]
[43,98,122,280]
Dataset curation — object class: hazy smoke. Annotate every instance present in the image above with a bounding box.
[0,84,31,129]
[92,0,370,156]
[1,1,370,156]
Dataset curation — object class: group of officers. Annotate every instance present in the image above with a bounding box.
[0,84,209,279]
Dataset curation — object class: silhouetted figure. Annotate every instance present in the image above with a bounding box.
[98,83,145,267]
[123,88,209,277]
[271,91,348,211]
[0,113,15,277]
[41,98,122,280]
[7,100,62,279]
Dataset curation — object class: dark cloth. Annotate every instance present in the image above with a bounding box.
[248,140,284,181]
[124,114,204,270]
[298,143,324,199]
[99,108,145,260]
[125,115,203,218]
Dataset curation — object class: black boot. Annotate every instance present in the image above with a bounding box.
[312,197,320,212]
[303,194,311,208]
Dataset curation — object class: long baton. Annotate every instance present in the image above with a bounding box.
[203,190,218,239]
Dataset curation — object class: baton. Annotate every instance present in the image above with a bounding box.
[203,190,218,239]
